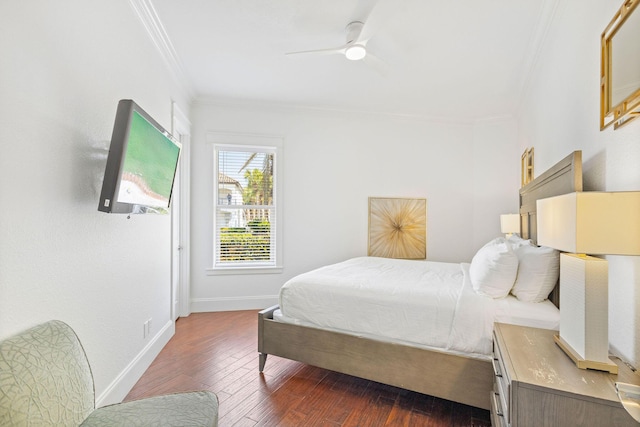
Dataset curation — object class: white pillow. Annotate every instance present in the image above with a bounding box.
[507,234,533,248]
[470,237,519,298]
[511,245,560,302]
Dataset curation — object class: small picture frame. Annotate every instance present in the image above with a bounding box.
[368,197,427,259]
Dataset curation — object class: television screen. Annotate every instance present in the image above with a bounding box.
[98,100,181,214]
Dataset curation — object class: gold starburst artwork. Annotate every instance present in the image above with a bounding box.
[368,197,427,259]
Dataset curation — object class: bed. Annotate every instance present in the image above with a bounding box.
[258,151,582,410]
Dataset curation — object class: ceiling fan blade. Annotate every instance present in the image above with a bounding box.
[285,45,347,57]
[363,51,390,76]
[358,0,400,43]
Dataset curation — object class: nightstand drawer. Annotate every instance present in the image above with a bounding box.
[490,390,508,427]
[492,335,510,424]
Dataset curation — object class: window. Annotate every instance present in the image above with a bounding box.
[210,134,282,273]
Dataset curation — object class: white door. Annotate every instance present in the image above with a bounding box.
[171,103,191,320]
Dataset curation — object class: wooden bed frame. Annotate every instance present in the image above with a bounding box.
[258,151,583,410]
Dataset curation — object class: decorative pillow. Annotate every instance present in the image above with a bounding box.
[510,245,560,302]
[470,237,519,298]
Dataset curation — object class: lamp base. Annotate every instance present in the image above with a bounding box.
[554,334,618,374]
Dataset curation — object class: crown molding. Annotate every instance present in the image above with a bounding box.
[192,96,495,126]
[515,0,562,116]
[128,0,195,100]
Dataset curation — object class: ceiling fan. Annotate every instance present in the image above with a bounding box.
[285,0,397,70]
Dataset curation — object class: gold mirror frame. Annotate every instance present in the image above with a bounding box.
[521,147,534,187]
[601,0,640,130]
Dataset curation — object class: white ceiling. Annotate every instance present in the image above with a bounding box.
[147,0,557,120]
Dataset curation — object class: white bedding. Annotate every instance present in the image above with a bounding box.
[277,256,559,359]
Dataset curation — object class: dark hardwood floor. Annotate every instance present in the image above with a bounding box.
[126,311,492,426]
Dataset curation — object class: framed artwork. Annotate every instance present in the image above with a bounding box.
[521,147,534,187]
[368,197,427,259]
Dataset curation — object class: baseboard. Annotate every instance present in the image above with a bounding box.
[95,319,175,407]
[190,295,279,313]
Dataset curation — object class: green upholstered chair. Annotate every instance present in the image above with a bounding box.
[0,320,218,426]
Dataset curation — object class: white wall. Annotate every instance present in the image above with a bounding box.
[518,0,640,367]
[472,119,521,250]
[189,101,519,311]
[0,1,189,405]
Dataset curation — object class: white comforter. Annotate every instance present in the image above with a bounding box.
[277,257,559,359]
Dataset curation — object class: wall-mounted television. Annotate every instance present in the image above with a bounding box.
[98,99,181,214]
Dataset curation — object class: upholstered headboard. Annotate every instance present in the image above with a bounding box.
[518,150,583,307]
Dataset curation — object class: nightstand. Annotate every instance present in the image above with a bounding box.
[491,323,640,427]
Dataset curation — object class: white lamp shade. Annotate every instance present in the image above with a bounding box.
[500,214,520,234]
[537,191,640,255]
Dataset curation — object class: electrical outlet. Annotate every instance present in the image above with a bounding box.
[143,318,153,339]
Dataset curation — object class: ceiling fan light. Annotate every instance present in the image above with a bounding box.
[345,44,366,61]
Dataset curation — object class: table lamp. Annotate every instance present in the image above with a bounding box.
[537,191,640,373]
[500,214,520,238]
